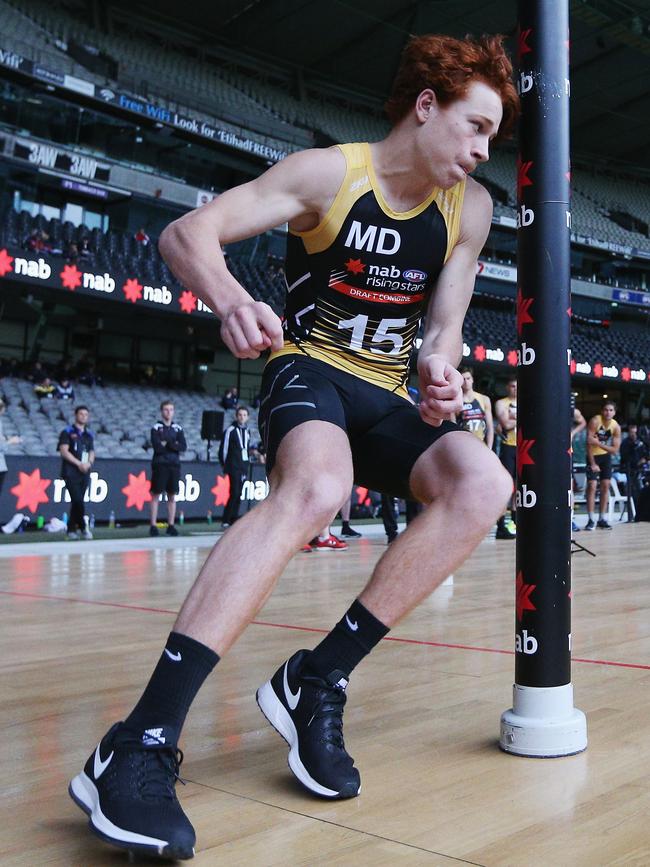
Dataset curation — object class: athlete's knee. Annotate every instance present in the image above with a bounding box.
[463,451,513,516]
[270,472,351,532]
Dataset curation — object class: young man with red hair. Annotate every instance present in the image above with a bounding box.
[70,34,519,860]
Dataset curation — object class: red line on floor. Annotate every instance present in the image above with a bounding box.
[2,590,649,671]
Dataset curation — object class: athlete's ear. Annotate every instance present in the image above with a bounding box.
[415,89,437,124]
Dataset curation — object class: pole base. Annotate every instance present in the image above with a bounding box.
[500,683,587,757]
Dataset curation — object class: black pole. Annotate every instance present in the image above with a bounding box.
[515,0,572,687]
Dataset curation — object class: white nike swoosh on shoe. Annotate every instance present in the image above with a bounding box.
[345,615,359,632]
[164,649,182,662]
[283,661,301,710]
[93,744,114,779]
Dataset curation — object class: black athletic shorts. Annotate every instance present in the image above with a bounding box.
[499,443,516,480]
[258,354,459,499]
[586,453,612,481]
[150,463,181,495]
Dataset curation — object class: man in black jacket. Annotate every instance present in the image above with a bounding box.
[219,405,251,528]
[58,405,95,540]
[149,401,187,537]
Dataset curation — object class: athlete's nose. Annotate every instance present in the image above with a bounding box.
[472,136,490,164]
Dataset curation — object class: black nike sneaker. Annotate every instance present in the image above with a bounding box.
[256,649,361,799]
[68,722,195,860]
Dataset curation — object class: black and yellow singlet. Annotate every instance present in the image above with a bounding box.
[591,415,620,456]
[272,142,466,397]
[459,395,488,441]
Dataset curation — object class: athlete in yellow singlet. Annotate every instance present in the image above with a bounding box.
[457,367,493,447]
[70,35,520,855]
[585,400,621,529]
[493,377,517,538]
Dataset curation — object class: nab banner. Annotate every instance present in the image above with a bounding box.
[0,246,215,319]
[0,457,269,523]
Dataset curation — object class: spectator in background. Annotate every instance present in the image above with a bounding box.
[219,406,251,528]
[34,377,56,400]
[585,400,621,530]
[620,423,648,519]
[0,398,21,499]
[78,238,93,264]
[149,400,187,537]
[220,386,238,411]
[494,377,517,539]
[65,241,79,263]
[134,227,150,246]
[27,361,46,383]
[570,397,586,532]
[56,378,75,401]
[456,367,494,448]
[58,405,95,540]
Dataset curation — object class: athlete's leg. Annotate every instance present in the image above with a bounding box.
[599,478,611,518]
[359,432,512,625]
[150,493,159,526]
[175,421,353,653]
[586,477,597,517]
[167,494,177,526]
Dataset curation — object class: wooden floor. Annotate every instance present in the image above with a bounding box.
[2,522,650,866]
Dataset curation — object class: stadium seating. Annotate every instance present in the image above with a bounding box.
[0,209,287,315]
[5,0,650,254]
[0,376,262,461]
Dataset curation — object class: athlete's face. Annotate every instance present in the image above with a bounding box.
[462,372,473,393]
[75,409,89,427]
[236,409,248,425]
[602,404,615,421]
[417,81,503,189]
[507,380,517,399]
[161,404,174,423]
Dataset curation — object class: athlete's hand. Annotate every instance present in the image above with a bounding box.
[220,301,284,360]
[417,355,464,427]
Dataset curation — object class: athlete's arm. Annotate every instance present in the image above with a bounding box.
[481,394,495,449]
[609,423,622,455]
[59,443,88,473]
[159,147,346,359]
[417,180,493,426]
[586,416,599,469]
[571,407,586,440]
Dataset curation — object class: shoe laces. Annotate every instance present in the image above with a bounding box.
[302,677,347,749]
[118,727,187,801]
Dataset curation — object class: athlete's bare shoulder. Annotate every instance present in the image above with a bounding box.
[457,175,493,249]
[281,146,348,232]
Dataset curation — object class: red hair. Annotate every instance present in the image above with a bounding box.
[385,34,519,142]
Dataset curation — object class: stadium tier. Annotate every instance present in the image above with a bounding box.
[0,375,261,460]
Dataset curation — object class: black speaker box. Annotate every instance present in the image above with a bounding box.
[201,410,224,440]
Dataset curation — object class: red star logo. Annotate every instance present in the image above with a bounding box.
[345,258,365,275]
[570,358,577,375]
[10,468,51,513]
[516,571,536,620]
[121,471,152,510]
[594,363,603,378]
[517,429,536,474]
[179,290,197,314]
[621,367,631,382]
[60,263,82,291]
[122,278,143,303]
[211,474,230,506]
[517,158,534,199]
[517,287,534,336]
[0,248,14,277]
[518,27,532,58]
[507,349,518,367]
[473,344,486,362]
